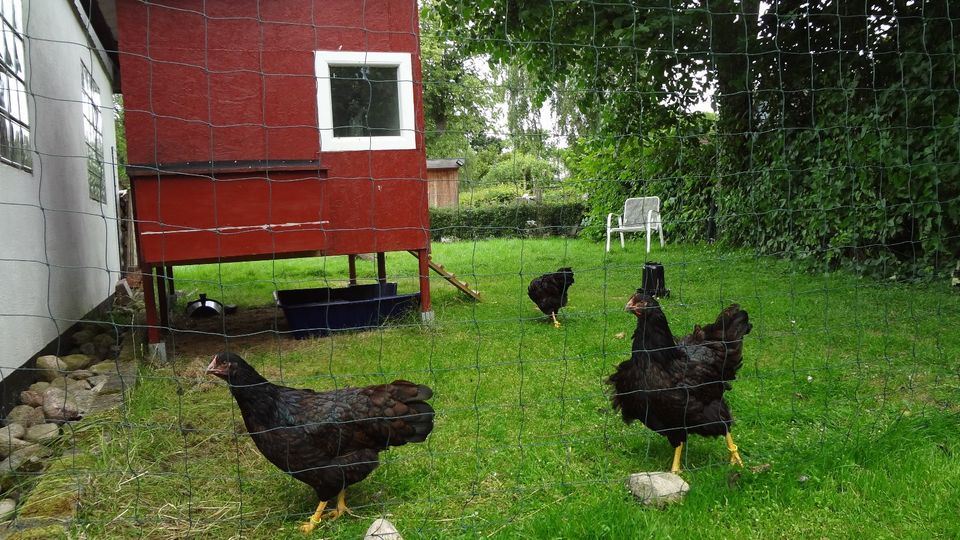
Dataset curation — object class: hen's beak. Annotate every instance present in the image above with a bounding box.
[625,296,646,315]
[206,356,227,376]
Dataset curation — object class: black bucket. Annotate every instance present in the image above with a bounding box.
[641,262,670,298]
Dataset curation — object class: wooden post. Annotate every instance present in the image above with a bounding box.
[376,252,387,285]
[142,265,161,344]
[348,254,358,285]
[165,265,175,298]
[155,266,170,330]
[417,248,432,317]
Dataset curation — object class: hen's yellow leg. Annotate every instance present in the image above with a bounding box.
[322,490,352,520]
[726,432,744,467]
[551,312,561,328]
[670,442,684,473]
[298,500,327,533]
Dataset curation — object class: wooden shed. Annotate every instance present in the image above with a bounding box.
[113,0,435,353]
[426,158,464,208]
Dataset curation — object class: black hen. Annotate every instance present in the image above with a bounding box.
[607,292,751,472]
[207,352,434,532]
[528,267,575,328]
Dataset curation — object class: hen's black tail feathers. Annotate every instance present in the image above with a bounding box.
[385,380,435,445]
[700,304,752,382]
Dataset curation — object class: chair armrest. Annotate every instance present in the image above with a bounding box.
[606,213,619,229]
[647,209,661,226]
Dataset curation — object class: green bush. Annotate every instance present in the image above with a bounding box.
[481,152,559,192]
[429,202,587,240]
[459,183,525,208]
[565,116,718,243]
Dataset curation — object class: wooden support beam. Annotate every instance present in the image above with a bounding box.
[141,265,162,344]
[348,254,358,285]
[417,248,432,315]
[376,252,387,285]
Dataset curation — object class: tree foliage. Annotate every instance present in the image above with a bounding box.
[419,4,494,163]
[436,0,960,277]
[481,152,559,194]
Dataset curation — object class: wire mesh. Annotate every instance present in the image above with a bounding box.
[0,0,958,538]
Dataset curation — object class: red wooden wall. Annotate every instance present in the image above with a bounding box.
[117,0,429,264]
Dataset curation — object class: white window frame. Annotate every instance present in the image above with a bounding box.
[315,51,416,152]
[1,0,32,171]
[81,61,105,203]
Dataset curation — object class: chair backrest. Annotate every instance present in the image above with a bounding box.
[622,197,660,226]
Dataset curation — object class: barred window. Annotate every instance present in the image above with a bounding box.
[81,62,104,203]
[0,0,31,170]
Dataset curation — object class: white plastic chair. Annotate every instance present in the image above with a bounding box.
[606,196,665,253]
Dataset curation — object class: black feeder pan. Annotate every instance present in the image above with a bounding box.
[186,293,232,318]
[641,262,670,298]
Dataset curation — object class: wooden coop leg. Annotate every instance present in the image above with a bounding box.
[165,265,176,298]
[155,266,170,330]
[417,249,434,322]
[348,254,358,285]
[376,252,387,285]
[141,265,167,362]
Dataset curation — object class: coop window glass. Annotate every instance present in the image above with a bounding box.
[316,51,416,151]
[0,0,31,171]
[81,62,105,203]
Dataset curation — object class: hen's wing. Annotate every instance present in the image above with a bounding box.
[677,304,752,400]
[275,380,434,457]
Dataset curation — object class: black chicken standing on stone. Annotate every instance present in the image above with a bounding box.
[607,292,751,473]
[528,267,575,328]
[207,352,434,532]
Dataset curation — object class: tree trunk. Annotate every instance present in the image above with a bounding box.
[710,0,760,178]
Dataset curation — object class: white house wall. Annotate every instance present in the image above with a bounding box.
[0,1,120,381]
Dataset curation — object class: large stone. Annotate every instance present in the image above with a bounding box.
[41,388,79,422]
[23,424,60,445]
[74,391,121,415]
[5,406,45,429]
[0,445,52,491]
[93,333,116,348]
[67,370,94,381]
[0,498,15,522]
[59,354,93,371]
[86,375,108,388]
[71,330,95,346]
[0,437,31,459]
[78,342,98,358]
[92,376,125,395]
[0,424,25,441]
[364,518,403,540]
[0,498,14,522]
[47,377,91,393]
[627,472,690,507]
[28,381,49,393]
[34,356,67,382]
[89,361,118,375]
[90,360,138,382]
[19,390,44,408]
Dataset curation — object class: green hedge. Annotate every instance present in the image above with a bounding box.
[429,202,587,241]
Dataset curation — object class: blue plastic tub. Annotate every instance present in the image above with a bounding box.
[274,283,420,338]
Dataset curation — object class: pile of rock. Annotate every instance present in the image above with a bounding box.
[63,322,124,362]
[0,325,136,524]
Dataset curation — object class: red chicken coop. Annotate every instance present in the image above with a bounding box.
[115,0,445,356]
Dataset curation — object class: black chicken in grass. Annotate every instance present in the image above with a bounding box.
[207,352,434,533]
[528,267,575,328]
[607,292,752,473]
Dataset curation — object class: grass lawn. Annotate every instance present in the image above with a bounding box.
[68,238,959,539]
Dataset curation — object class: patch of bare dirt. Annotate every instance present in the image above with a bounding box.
[164,304,316,362]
